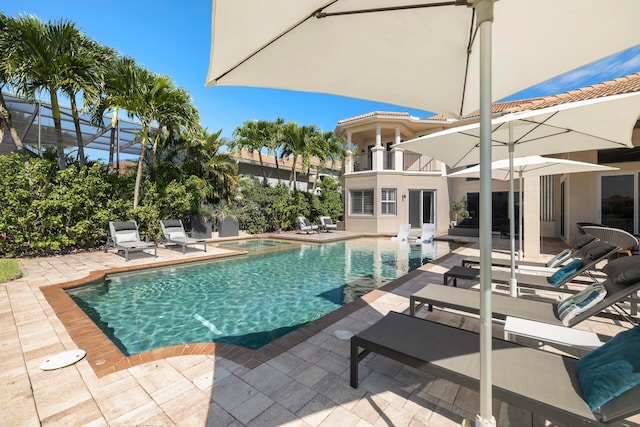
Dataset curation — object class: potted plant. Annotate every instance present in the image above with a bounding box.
[191,203,215,239]
[451,198,470,226]
[213,201,241,238]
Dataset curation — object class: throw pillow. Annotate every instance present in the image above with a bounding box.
[574,233,597,249]
[117,230,139,243]
[603,256,640,285]
[583,242,616,261]
[577,325,640,411]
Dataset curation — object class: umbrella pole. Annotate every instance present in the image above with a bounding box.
[476,1,496,426]
[519,172,524,261]
[508,127,517,297]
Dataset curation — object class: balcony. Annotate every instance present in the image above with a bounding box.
[349,151,440,173]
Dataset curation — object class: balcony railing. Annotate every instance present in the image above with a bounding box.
[403,152,439,172]
[350,151,439,172]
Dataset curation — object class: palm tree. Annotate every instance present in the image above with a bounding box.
[0,14,25,152]
[180,128,238,203]
[266,118,286,182]
[88,56,138,173]
[311,130,346,193]
[231,120,273,184]
[61,38,115,167]
[280,122,323,190]
[4,15,86,169]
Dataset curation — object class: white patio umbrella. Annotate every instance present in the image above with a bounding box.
[396,91,640,296]
[206,1,640,424]
[447,155,619,296]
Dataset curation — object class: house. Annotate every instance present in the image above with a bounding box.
[336,73,640,256]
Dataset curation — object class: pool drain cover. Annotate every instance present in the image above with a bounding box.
[335,330,354,340]
[40,349,86,371]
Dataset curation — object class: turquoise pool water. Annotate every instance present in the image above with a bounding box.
[67,238,453,354]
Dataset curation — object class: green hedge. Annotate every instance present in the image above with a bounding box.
[0,155,193,257]
[0,155,344,257]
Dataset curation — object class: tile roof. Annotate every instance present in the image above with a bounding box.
[337,111,414,124]
[464,72,640,118]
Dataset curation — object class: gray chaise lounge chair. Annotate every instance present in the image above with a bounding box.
[445,241,619,294]
[298,216,319,234]
[351,312,640,425]
[319,216,338,232]
[410,256,640,326]
[160,219,207,254]
[105,221,157,261]
[461,233,598,269]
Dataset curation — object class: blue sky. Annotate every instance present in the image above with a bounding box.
[3,1,640,142]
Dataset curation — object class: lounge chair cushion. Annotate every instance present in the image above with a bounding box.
[557,284,607,326]
[168,231,186,239]
[548,259,583,286]
[577,325,640,411]
[574,233,597,249]
[118,230,139,243]
[163,220,183,228]
[303,218,311,226]
[584,242,617,261]
[602,255,640,285]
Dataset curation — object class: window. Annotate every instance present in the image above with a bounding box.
[350,189,374,215]
[381,188,397,215]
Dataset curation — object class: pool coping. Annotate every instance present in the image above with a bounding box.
[41,241,459,378]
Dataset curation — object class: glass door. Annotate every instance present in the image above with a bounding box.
[408,190,435,229]
[599,173,636,233]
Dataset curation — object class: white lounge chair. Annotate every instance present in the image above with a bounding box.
[419,223,435,243]
[298,216,318,234]
[105,221,157,261]
[160,219,207,254]
[319,216,338,232]
[391,224,414,242]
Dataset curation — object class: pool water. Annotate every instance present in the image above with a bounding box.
[219,239,291,250]
[67,238,453,354]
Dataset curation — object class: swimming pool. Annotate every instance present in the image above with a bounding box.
[67,238,453,354]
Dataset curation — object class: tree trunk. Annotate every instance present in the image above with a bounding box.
[69,96,85,167]
[108,108,119,173]
[133,127,149,208]
[49,91,66,169]
[0,92,25,152]
[258,151,267,185]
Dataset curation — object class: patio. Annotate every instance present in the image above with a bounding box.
[2,233,638,426]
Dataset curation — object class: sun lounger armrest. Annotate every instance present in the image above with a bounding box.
[599,385,640,424]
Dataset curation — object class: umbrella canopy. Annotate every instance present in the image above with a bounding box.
[207,2,640,424]
[207,0,640,119]
[395,91,640,168]
[447,155,620,181]
[448,155,619,290]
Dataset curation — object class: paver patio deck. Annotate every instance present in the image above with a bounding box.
[2,232,639,426]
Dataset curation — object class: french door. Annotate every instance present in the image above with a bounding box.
[408,190,435,229]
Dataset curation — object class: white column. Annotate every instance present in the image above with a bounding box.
[523,176,541,258]
[392,127,403,171]
[345,132,353,173]
[371,125,384,171]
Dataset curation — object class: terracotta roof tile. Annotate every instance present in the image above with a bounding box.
[463,72,640,118]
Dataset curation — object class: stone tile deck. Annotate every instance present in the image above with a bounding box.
[2,232,639,426]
